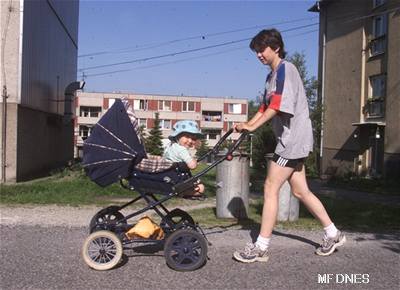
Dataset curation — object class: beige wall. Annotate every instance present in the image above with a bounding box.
[318,0,400,178]
[0,0,22,104]
[0,1,22,181]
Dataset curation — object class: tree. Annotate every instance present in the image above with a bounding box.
[195,138,209,161]
[249,101,276,171]
[287,52,321,177]
[145,112,164,155]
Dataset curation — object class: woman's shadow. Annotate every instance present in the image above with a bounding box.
[210,196,319,248]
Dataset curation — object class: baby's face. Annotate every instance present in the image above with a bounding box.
[178,134,197,149]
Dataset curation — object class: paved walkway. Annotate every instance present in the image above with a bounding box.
[308,179,400,206]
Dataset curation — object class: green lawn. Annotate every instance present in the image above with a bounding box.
[0,163,216,206]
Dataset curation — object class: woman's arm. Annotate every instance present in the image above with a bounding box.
[247,111,264,126]
[236,108,278,132]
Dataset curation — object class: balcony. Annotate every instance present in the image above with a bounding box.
[369,35,386,57]
[201,111,223,128]
[365,99,385,119]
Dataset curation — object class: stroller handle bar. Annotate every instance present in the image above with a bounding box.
[197,128,248,162]
[174,129,249,194]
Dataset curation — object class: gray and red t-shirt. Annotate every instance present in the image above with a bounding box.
[259,60,313,159]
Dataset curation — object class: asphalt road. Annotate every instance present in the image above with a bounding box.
[1,224,399,290]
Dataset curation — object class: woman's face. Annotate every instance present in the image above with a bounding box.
[178,134,197,148]
[256,46,279,65]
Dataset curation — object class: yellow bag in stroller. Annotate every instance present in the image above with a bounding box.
[125,216,164,240]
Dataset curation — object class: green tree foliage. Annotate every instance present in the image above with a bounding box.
[248,101,275,171]
[195,138,209,161]
[145,112,164,155]
[287,52,321,177]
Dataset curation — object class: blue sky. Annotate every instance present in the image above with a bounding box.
[78,0,319,100]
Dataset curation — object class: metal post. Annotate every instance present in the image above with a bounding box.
[216,152,249,219]
[249,133,253,167]
[1,85,8,183]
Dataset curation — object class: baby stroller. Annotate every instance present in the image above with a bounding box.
[81,99,248,271]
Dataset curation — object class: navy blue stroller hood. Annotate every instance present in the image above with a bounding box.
[82,99,146,187]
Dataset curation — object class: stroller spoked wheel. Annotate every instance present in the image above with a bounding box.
[160,208,195,233]
[164,229,207,271]
[82,230,123,271]
[89,206,127,233]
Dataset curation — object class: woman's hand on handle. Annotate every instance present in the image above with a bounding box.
[234,122,250,133]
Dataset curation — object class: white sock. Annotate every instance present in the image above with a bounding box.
[255,235,270,251]
[324,223,338,238]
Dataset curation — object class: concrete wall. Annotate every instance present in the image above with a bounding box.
[320,0,366,176]
[319,0,400,178]
[20,0,79,113]
[0,0,80,182]
[17,107,74,181]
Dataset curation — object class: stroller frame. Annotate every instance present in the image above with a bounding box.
[82,129,249,271]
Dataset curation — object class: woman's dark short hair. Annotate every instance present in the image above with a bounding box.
[249,28,286,58]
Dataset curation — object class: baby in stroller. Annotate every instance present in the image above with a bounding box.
[164,120,205,200]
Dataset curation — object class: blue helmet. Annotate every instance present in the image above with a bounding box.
[169,120,203,140]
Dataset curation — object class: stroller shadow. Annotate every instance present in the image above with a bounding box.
[123,241,165,258]
[207,196,260,241]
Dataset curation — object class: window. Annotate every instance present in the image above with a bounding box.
[133,99,148,111]
[139,118,147,128]
[158,100,172,111]
[160,119,171,130]
[367,75,386,118]
[182,101,195,112]
[79,106,102,118]
[373,0,385,8]
[369,75,386,99]
[228,103,242,114]
[227,121,234,130]
[370,15,387,56]
[79,125,93,140]
[108,98,115,108]
[203,129,221,140]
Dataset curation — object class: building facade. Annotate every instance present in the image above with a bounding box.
[75,92,248,158]
[311,0,400,179]
[0,0,81,182]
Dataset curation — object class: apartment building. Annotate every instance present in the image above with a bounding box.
[75,92,248,158]
[310,0,400,178]
[0,0,80,182]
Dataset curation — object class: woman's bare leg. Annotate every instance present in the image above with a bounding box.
[288,165,332,227]
[259,161,294,238]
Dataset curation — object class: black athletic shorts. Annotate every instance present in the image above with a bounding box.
[271,153,305,169]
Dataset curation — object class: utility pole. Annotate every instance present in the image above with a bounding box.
[1,85,8,183]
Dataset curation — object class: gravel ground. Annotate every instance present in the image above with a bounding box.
[0,200,216,228]
[1,195,399,290]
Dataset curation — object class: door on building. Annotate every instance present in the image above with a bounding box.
[368,127,384,177]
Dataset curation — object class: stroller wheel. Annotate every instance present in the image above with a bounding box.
[160,208,195,233]
[89,206,127,233]
[164,229,207,271]
[82,230,123,271]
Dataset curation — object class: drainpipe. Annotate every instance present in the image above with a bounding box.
[64,81,85,123]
